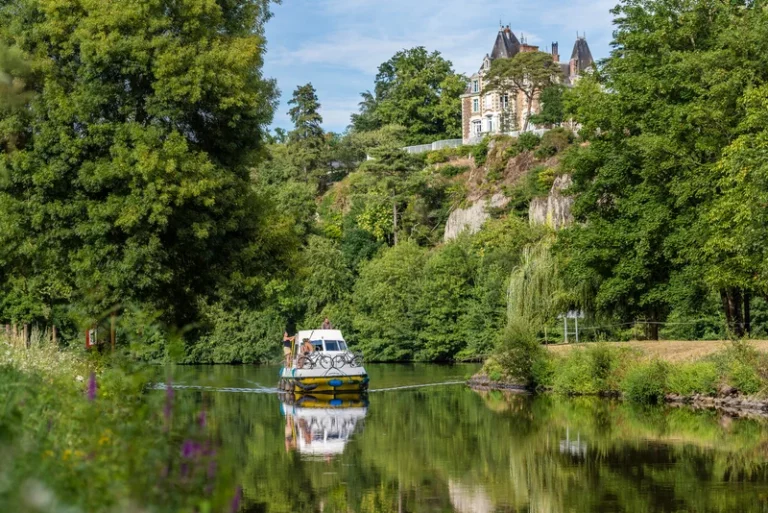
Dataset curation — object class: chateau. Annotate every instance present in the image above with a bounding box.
[461,26,594,144]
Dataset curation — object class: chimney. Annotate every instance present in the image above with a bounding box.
[552,42,559,62]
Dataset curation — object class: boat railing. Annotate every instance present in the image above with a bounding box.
[295,351,364,370]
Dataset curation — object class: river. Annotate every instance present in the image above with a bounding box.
[160,363,768,512]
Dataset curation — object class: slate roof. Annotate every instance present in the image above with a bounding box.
[570,37,594,74]
[490,27,521,60]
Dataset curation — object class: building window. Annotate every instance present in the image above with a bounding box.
[501,94,509,110]
[473,80,479,93]
[485,94,493,110]
[472,120,482,135]
[472,98,479,112]
[487,117,494,132]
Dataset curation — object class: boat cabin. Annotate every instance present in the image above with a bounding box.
[296,329,349,353]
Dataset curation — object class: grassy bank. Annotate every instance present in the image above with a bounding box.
[0,337,237,513]
[476,337,768,404]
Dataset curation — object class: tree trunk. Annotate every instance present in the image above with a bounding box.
[52,325,57,345]
[23,323,29,348]
[648,322,659,341]
[392,199,398,246]
[744,291,751,336]
[523,92,533,132]
[720,288,745,338]
[720,289,733,331]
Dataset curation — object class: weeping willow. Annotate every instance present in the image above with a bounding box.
[506,239,565,330]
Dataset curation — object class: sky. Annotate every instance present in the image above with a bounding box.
[263,0,617,133]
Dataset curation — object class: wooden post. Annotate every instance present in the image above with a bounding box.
[23,323,29,348]
[110,312,116,351]
[563,316,568,343]
[52,325,57,345]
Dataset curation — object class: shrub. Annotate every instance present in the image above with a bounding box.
[667,362,718,396]
[517,132,541,151]
[729,361,762,395]
[438,164,470,178]
[553,350,600,395]
[621,361,669,403]
[426,148,452,164]
[496,321,548,388]
[539,128,574,154]
[551,344,621,396]
[481,358,505,382]
[470,138,491,166]
[505,143,522,159]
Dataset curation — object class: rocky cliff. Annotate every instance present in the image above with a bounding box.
[444,193,509,241]
[529,174,574,230]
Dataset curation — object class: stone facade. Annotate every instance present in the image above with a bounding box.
[461,26,594,144]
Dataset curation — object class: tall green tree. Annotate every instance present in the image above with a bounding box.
[486,51,558,132]
[359,146,421,245]
[288,82,327,186]
[559,0,768,338]
[529,84,565,127]
[352,48,467,145]
[0,0,282,329]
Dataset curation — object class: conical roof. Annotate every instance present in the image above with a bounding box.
[570,37,594,73]
[490,26,521,60]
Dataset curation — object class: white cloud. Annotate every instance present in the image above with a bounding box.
[265,0,617,130]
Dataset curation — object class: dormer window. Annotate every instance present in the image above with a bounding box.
[472,80,479,93]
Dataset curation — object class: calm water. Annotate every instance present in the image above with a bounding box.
[167,364,768,512]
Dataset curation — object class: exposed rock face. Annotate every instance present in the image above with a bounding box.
[529,174,574,229]
[444,193,509,241]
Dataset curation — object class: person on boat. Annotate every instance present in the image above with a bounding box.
[321,317,333,330]
[283,331,295,367]
[297,338,314,369]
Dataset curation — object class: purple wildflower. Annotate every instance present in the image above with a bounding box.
[181,439,199,459]
[207,460,217,480]
[230,486,242,513]
[87,372,97,401]
[198,410,207,428]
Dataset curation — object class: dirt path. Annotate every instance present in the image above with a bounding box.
[546,340,768,363]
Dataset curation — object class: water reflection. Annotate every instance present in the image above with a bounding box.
[167,364,768,513]
[279,393,368,460]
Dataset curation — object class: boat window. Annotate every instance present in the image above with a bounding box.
[322,340,348,351]
[311,340,323,352]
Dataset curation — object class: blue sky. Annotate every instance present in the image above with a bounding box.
[263,0,617,133]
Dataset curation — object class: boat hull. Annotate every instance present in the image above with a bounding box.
[278,374,369,394]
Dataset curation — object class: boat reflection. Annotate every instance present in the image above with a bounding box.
[279,392,368,460]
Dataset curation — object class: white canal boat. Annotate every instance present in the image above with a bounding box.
[278,329,368,394]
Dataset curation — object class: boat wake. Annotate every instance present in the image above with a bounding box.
[149,380,466,394]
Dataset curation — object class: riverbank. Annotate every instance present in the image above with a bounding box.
[470,339,768,415]
[0,338,238,512]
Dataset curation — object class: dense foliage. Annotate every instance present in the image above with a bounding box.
[7,0,768,365]
[0,0,286,339]
[350,47,467,145]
